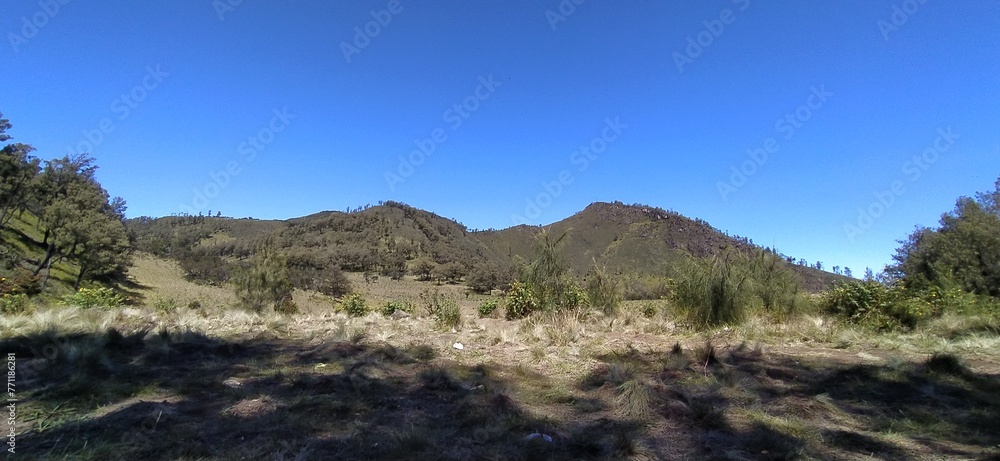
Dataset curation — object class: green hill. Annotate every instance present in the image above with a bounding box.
[127,201,846,293]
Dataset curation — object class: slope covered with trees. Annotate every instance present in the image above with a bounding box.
[0,112,131,297]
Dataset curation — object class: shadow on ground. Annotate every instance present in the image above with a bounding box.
[6,330,1000,460]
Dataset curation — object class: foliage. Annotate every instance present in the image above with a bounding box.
[152,297,177,313]
[889,181,1000,298]
[232,241,294,313]
[0,293,29,314]
[433,298,461,331]
[640,302,657,318]
[478,298,499,317]
[0,271,41,296]
[586,262,621,316]
[177,250,230,285]
[466,262,513,294]
[673,251,753,328]
[285,251,352,297]
[339,292,370,317]
[380,300,414,317]
[411,257,436,281]
[504,281,539,320]
[672,247,804,328]
[433,262,466,284]
[621,274,673,300]
[60,287,126,309]
[821,281,943,330]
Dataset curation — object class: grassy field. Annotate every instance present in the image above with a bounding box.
[3,254,1000,460]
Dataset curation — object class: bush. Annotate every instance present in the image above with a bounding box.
[0,293,29,314]
[434,298,461,331]
[505,281,539,319]
[586,263,621,315]
[821,280,942,330]
[640,302,657,318]
[0,271,41,296]
[673,253,752,328]
[339,293,369,317]
[61,287,126,309]
[478,298,499,317]
[233,242,294,313]
[622,274,673,300]
[381,300,413,317]
[672,248,803,329]
[152,297,177,313]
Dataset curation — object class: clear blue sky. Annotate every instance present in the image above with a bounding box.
[2,1,998,276]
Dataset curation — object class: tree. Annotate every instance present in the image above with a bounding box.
[0,143,40,230]
[889,192,1000,297]
[844,267,853,278]
[411,257,436,281]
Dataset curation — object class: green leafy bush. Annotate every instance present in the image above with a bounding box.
[505,281,539,319]
[61,287,126,309]
[381,300,413,317]
[821,281,942,330]
[0,293,29,314]
[339,293,369,317]
[478,298,499,317]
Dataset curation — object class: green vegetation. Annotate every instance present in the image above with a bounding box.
[232,240,295,313]
[889,180,1000,298]
[673,247,802,328]
[338,292,370,317]
[60,287,126,309]
[478,298,499,317]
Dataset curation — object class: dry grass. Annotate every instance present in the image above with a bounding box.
[5,254,1000,460]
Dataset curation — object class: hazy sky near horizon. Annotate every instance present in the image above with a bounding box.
[2,1,998,275]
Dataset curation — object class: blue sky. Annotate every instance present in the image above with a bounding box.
[2,1,998,276]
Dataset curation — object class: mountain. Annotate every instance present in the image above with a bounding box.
[127,201,845,292]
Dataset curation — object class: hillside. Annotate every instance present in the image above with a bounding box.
[127,201,845,292]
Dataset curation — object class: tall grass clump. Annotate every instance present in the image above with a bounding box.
[586,261,622,316]
[232,240,295,313]
[673,247,801,329]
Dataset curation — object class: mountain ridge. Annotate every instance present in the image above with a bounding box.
[128,200,847,292]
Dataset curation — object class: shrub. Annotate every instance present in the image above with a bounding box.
[673,253,752,328]
[0,293,29,314]
[0,271,41,296]
[672,248,803,328]
[586,263,621,316]
[61,287,126,309]
[821,280,942,330]
[434,298,461,331]
[562,283,590,310]
[505,281,539,319]
[419,287,443,317]
[152,297,177,313]
[478,298,499,317]
[381,300,413,317]
[640,303,657,318]
[339,293,369,317]
[274,298,299,315]
[233,241,294,313]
